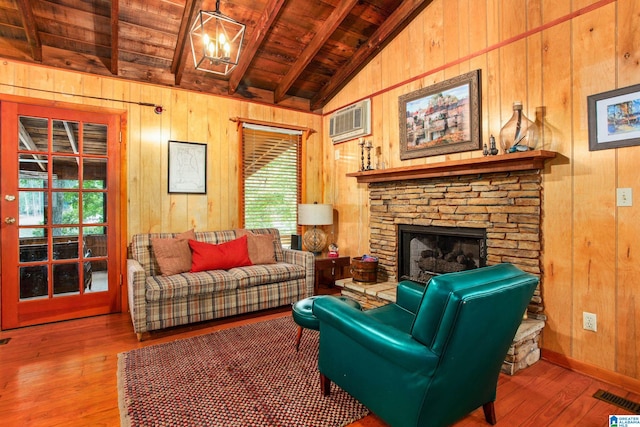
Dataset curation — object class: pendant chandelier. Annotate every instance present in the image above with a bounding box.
[189,0,246,76]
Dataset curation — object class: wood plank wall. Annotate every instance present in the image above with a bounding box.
[0,61,323,237]
[322,0,640,386]
[0,0,638,391]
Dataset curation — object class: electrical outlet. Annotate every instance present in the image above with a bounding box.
[617,188,633,207]
[334,149,340,160]
[583,312,597,332]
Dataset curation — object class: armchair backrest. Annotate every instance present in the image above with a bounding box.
[411,263,538,353]
[409,264,539,426]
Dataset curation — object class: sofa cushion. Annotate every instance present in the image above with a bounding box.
[145,270,239,301]
[130,228,285,277]
[235,229,276,265]
[228,262,306,288]
[237,228,285,262]
[151,229,196,276]
[189,236,253,272]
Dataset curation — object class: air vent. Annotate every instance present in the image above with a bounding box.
[329,99,371,143]
[593,389,640,414]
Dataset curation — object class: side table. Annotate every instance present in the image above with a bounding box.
[314,255,350,294]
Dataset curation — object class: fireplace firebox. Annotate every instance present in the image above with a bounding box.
[398,225,486,284]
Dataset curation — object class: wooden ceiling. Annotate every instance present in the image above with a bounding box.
[0,0,432,112]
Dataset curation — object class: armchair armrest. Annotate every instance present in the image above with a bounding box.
[396,280,426,314]
[313,297,438,375]
[282,248,315,297]
[127,258,148,335]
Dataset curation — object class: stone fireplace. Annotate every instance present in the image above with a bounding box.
[366,169,545,320]
[342,152,556,373]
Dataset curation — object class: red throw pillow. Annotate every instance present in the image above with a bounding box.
[189,236,253,272]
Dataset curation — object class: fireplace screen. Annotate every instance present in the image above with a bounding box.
[398,225,486,284]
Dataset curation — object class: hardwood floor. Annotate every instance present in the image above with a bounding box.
[0,310,637,427]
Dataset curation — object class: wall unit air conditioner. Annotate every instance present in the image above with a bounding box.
[329,99,371,143]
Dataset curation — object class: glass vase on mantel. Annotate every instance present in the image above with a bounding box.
[527,106,552,151]
[499,101,535,153]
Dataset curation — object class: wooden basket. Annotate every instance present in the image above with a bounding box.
[350,257,378,283]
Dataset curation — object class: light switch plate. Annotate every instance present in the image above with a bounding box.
[617,188,633,207]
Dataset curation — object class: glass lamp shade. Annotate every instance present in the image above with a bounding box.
[298,203,333,254]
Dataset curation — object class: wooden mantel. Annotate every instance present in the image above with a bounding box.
[346,150,557,183]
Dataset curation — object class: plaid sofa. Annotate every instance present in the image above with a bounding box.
[127,228,315,339]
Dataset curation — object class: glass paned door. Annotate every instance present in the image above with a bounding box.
[1,102,120,329]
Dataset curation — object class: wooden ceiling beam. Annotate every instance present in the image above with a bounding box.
[228,0,286,95]
[110,0,119,75]
[273,0,358,104]
[171,0,201,86]
[15,0,42,62]
[311,0,433,110]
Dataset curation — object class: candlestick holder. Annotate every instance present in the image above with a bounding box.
[358,138,365,171]
[365,140,373,170]
[489,135,499,155]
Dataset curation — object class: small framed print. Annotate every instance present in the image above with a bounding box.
[168,140,207,194]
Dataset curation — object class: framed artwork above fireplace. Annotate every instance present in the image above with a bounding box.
[398,69,481,160]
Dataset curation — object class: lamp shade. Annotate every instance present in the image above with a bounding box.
[298,204,333,225]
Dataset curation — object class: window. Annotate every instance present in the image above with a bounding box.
[241,123,303,246]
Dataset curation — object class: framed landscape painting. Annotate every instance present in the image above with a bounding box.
[399,70,481,160]
[588,83,640,151]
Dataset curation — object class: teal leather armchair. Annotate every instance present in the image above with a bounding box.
[313,263,539,427]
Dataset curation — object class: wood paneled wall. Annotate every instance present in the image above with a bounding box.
[1,0,638,390]
[323,0,640,386]
[0,60,323,237]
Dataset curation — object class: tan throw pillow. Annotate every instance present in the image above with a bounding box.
[151,229,196,276]
[235,229,277,265]
[176,229,196,240]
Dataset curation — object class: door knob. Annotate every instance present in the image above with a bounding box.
[4,217,16,224]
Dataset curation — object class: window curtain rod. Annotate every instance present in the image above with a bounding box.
[230,116,315,135]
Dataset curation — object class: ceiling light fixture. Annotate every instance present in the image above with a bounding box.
[189,0,246,76]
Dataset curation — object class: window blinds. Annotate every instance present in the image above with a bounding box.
[241,124,302,246]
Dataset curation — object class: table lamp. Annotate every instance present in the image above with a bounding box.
[298,203,333,255]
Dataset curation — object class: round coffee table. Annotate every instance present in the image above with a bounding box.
[291,295,362,351]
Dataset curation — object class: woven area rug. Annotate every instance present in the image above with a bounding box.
[117,316,369,426]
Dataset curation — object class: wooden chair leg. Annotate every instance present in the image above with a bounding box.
[320,373,331,396]
[483,402,496,425]
[295,326,303,351]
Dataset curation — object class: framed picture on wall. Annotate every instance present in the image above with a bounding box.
[588,83,640,151]
[399,69,481,160]
[168,140,207,194]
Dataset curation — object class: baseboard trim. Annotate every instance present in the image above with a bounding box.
[542,349,640,395]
